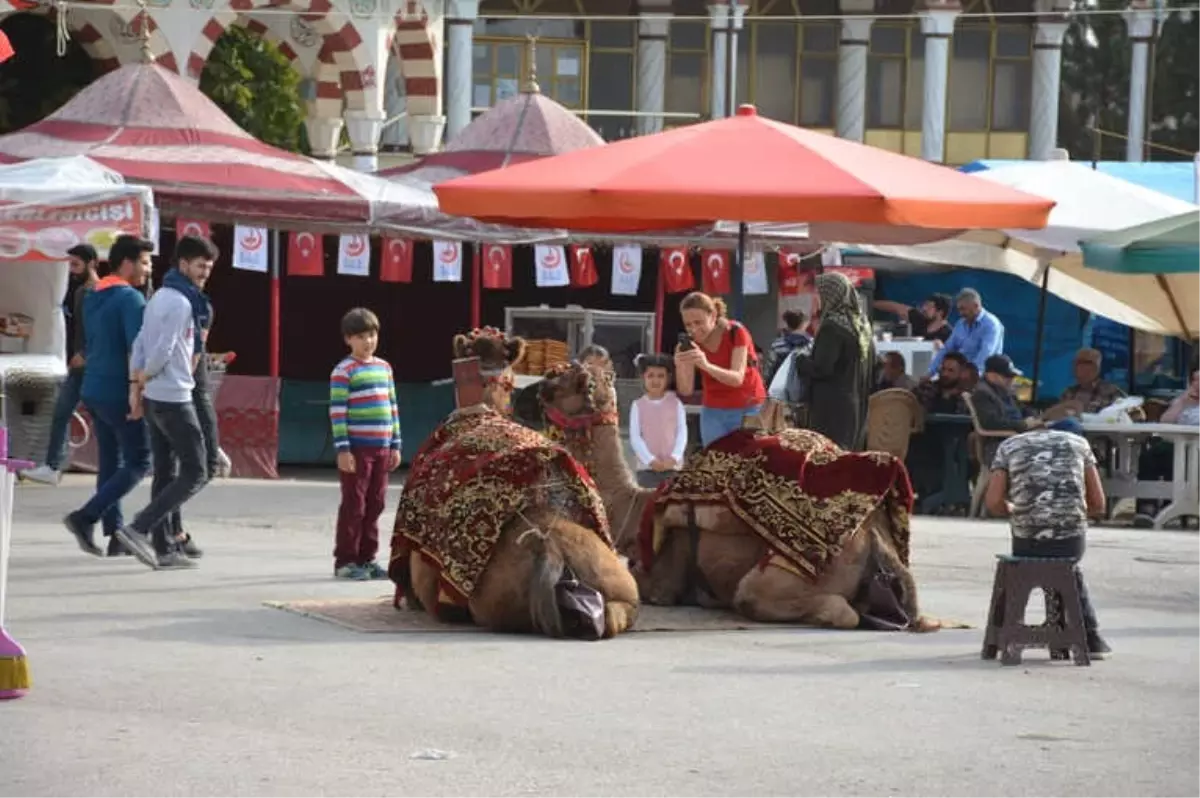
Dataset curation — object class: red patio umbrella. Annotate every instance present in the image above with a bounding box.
[435,104,1054,234]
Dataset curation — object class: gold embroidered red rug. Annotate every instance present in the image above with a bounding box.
[641,429,913,580]
[389,406,610,612]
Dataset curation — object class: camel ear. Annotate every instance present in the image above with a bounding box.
[452,334,471,359]
[506,336,527,367]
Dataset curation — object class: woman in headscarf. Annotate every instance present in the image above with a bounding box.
[794,271,876,450]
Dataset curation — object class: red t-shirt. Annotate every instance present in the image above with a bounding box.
[701,322,767,409]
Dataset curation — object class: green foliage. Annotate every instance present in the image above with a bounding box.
[199,25,306,153]
[0,13,94,134]
[1060,0,1198,161]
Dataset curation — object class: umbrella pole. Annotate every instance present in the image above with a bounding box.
[1031,265,1049,404]
[654,255,665,353]
[471,244,482,329]
[732,221,747,321]
[269,229,280,379]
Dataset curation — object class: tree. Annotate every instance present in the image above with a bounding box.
[199,25,307,153]
[1060,0,1199,161]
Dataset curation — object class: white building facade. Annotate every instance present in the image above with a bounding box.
[10,0,1169,171]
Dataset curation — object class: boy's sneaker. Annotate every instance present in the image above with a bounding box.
[106,535,131,557]
[334,564,368,580]
[1087,632,1112,660]
[363,561,388,580]
[113,526,158,570]
[22,465,62,486]
[156,551,198,570]
[178,534,204,559]
[64,513,102,557]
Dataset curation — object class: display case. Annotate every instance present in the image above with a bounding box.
[505,305,655,380]
[506,305,656,430]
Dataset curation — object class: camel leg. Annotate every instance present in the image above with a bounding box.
[409,555,442,621]
[469,522,539,634]
[733,562,858,628]
[548,518,639,638]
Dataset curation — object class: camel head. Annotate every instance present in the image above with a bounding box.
[536,360,620,433]
[452,327,527,414]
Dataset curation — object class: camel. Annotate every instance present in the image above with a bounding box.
[532,361,936,632]
[389,329,638,639]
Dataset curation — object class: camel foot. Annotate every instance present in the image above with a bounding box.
[807,594,860,630]
[603,601,638,638]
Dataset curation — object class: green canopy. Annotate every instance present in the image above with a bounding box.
[1079,210,1200,274]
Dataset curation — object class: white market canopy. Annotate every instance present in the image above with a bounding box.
[850,159,1199,337]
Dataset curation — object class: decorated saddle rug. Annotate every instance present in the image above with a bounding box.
[640,428,913,581]
[390,405,611,612]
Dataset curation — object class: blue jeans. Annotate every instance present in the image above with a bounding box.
[699,402,765,447]
[77,399,149,536]
[44,369,83,470]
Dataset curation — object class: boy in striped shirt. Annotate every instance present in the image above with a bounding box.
[329,308,401,580]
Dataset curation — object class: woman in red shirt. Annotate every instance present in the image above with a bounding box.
[673,291,766,446]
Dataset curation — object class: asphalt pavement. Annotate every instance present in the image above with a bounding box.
[1,473,1197,797]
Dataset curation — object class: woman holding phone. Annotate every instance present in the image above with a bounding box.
[674,291,767,447]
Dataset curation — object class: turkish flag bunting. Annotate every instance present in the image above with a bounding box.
[777,249,803,296]
[481,243,513,289]
[380,237,413,283]
[660,247,694,293]
[569,245,598,288]
[175,218,211,240]
[700,249,731,294]
[287,232,324,277]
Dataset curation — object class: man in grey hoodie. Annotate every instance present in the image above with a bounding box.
[115,236,218,570]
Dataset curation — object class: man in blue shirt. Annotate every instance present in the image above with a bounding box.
[926,288,1005,377]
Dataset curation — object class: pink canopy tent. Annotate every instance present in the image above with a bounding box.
[0,62,437,231]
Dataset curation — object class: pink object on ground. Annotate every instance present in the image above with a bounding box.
[1,425,34,699]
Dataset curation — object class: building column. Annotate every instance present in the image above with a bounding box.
[835,13,873,142]
[408,116,447,155]
[1029,19,1067,160]
[636,5,670,135]
[918,4,960,163]
[445,0,479,143]
[345,111,385,172]
[707,3,728,119]
[305,115,344,161]
[1123,3,1157,162]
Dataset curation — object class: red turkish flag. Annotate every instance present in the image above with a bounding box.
[0,31,12,64]
[380,237,413,283]
[176,218,211,240]
[287,232,323,277]
[481,243,512,289]
[660,247,694,294]
[777,249,804,296]
[569,245,598,288]
[700,249,731,294]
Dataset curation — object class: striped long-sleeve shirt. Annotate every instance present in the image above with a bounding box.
[329,356,401,452]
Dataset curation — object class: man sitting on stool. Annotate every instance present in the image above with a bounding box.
[984,417,1112,658]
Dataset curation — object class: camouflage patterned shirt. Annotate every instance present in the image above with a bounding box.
[991,430,1097,542]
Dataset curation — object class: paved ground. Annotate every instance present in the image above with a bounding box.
[2,473,1197,797]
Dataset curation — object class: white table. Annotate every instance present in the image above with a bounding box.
[1082,422,1199,530]
[876,339,938,378]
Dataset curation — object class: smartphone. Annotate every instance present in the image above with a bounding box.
[677,332,695,351]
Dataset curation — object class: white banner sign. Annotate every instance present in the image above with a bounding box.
[743,250,768,295]
[337,233,371,277]
[432,240,462,282]
[232,225,269,272]
[534,244,568,287]
[610,244,642,296]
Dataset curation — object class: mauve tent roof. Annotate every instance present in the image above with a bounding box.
[0,62,439,232]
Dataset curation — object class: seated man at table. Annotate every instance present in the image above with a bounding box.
[915,351,969,414]
[972,355,1040,433]
[985,418,1111,658]
[1059,348,1125,414]
[874,351,917,393]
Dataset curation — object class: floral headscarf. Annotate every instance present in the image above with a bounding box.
[816,271,871,356]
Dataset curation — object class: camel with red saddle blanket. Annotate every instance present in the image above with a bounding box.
[531,362,938,632]
[388,330,638,639]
